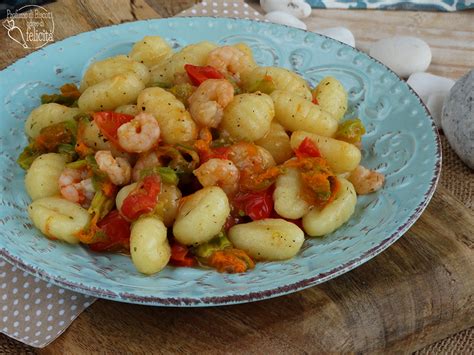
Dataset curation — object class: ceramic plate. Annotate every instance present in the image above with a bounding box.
[0,17,441,306]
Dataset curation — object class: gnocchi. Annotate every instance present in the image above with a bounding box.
[150,41,217,87]
[25,103,80,138]
[130,216,171,274]
[273,168,310,219]
[25,153,66,201]
[242,66,312,100]
[232,43,258,72]
[115,104,140,116]
[129,36,172,68]
[270,90,338,137]
[312,76,348,121]
[302,178,357,237]
[221,92,274,141]
[78,72,145,112]
[173,186,230,246]
[154,183,182,227]
[115,182,138,217]
[229,219,305,260]
[80,55,150,91]
[137,87,197,145]
[28,197,91,244]
[255,122,293,164]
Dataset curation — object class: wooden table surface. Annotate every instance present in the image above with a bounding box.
[1,0,473,353]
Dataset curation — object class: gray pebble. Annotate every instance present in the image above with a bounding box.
[441,70,474,169]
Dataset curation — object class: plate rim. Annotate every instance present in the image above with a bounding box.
[0,16,442,306]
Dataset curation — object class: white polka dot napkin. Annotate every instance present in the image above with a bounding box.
[1,0,264,349]
[177,0,264,20]
[0,260,94,347]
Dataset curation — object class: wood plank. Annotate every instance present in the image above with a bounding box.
[144,0,200,18]
[39,186,474,354]
[0,0,165,70]
[73,0,160,28]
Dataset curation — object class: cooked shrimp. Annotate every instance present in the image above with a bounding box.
[95,150,131,186]
[58,168,95,207]
[188,79,234,128]
[206,46,253,81]
[117,112,160,153]
[132,150,161,182]
[193,158,240,195]
[227,143,278,190]
[228,142,276,172]
[348,165,384,195]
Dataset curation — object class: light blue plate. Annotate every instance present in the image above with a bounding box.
[0,17,441,306]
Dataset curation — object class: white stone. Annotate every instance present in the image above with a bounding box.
[442,70,474,169]
[407,72,455,103]
[407,72,455,127]
[260,0,312,19]
[314,27,355,47]
[426,92,447,127]
[264,11,307,30]
[369,36,432,78]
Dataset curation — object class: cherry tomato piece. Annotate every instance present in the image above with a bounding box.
[295,137,321,158]
[184,64,224,86]
[121,176,161,221]
[170,241,196,267]
[233,187,274,221]
[93,111,134,146]
[89,210,131,252]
